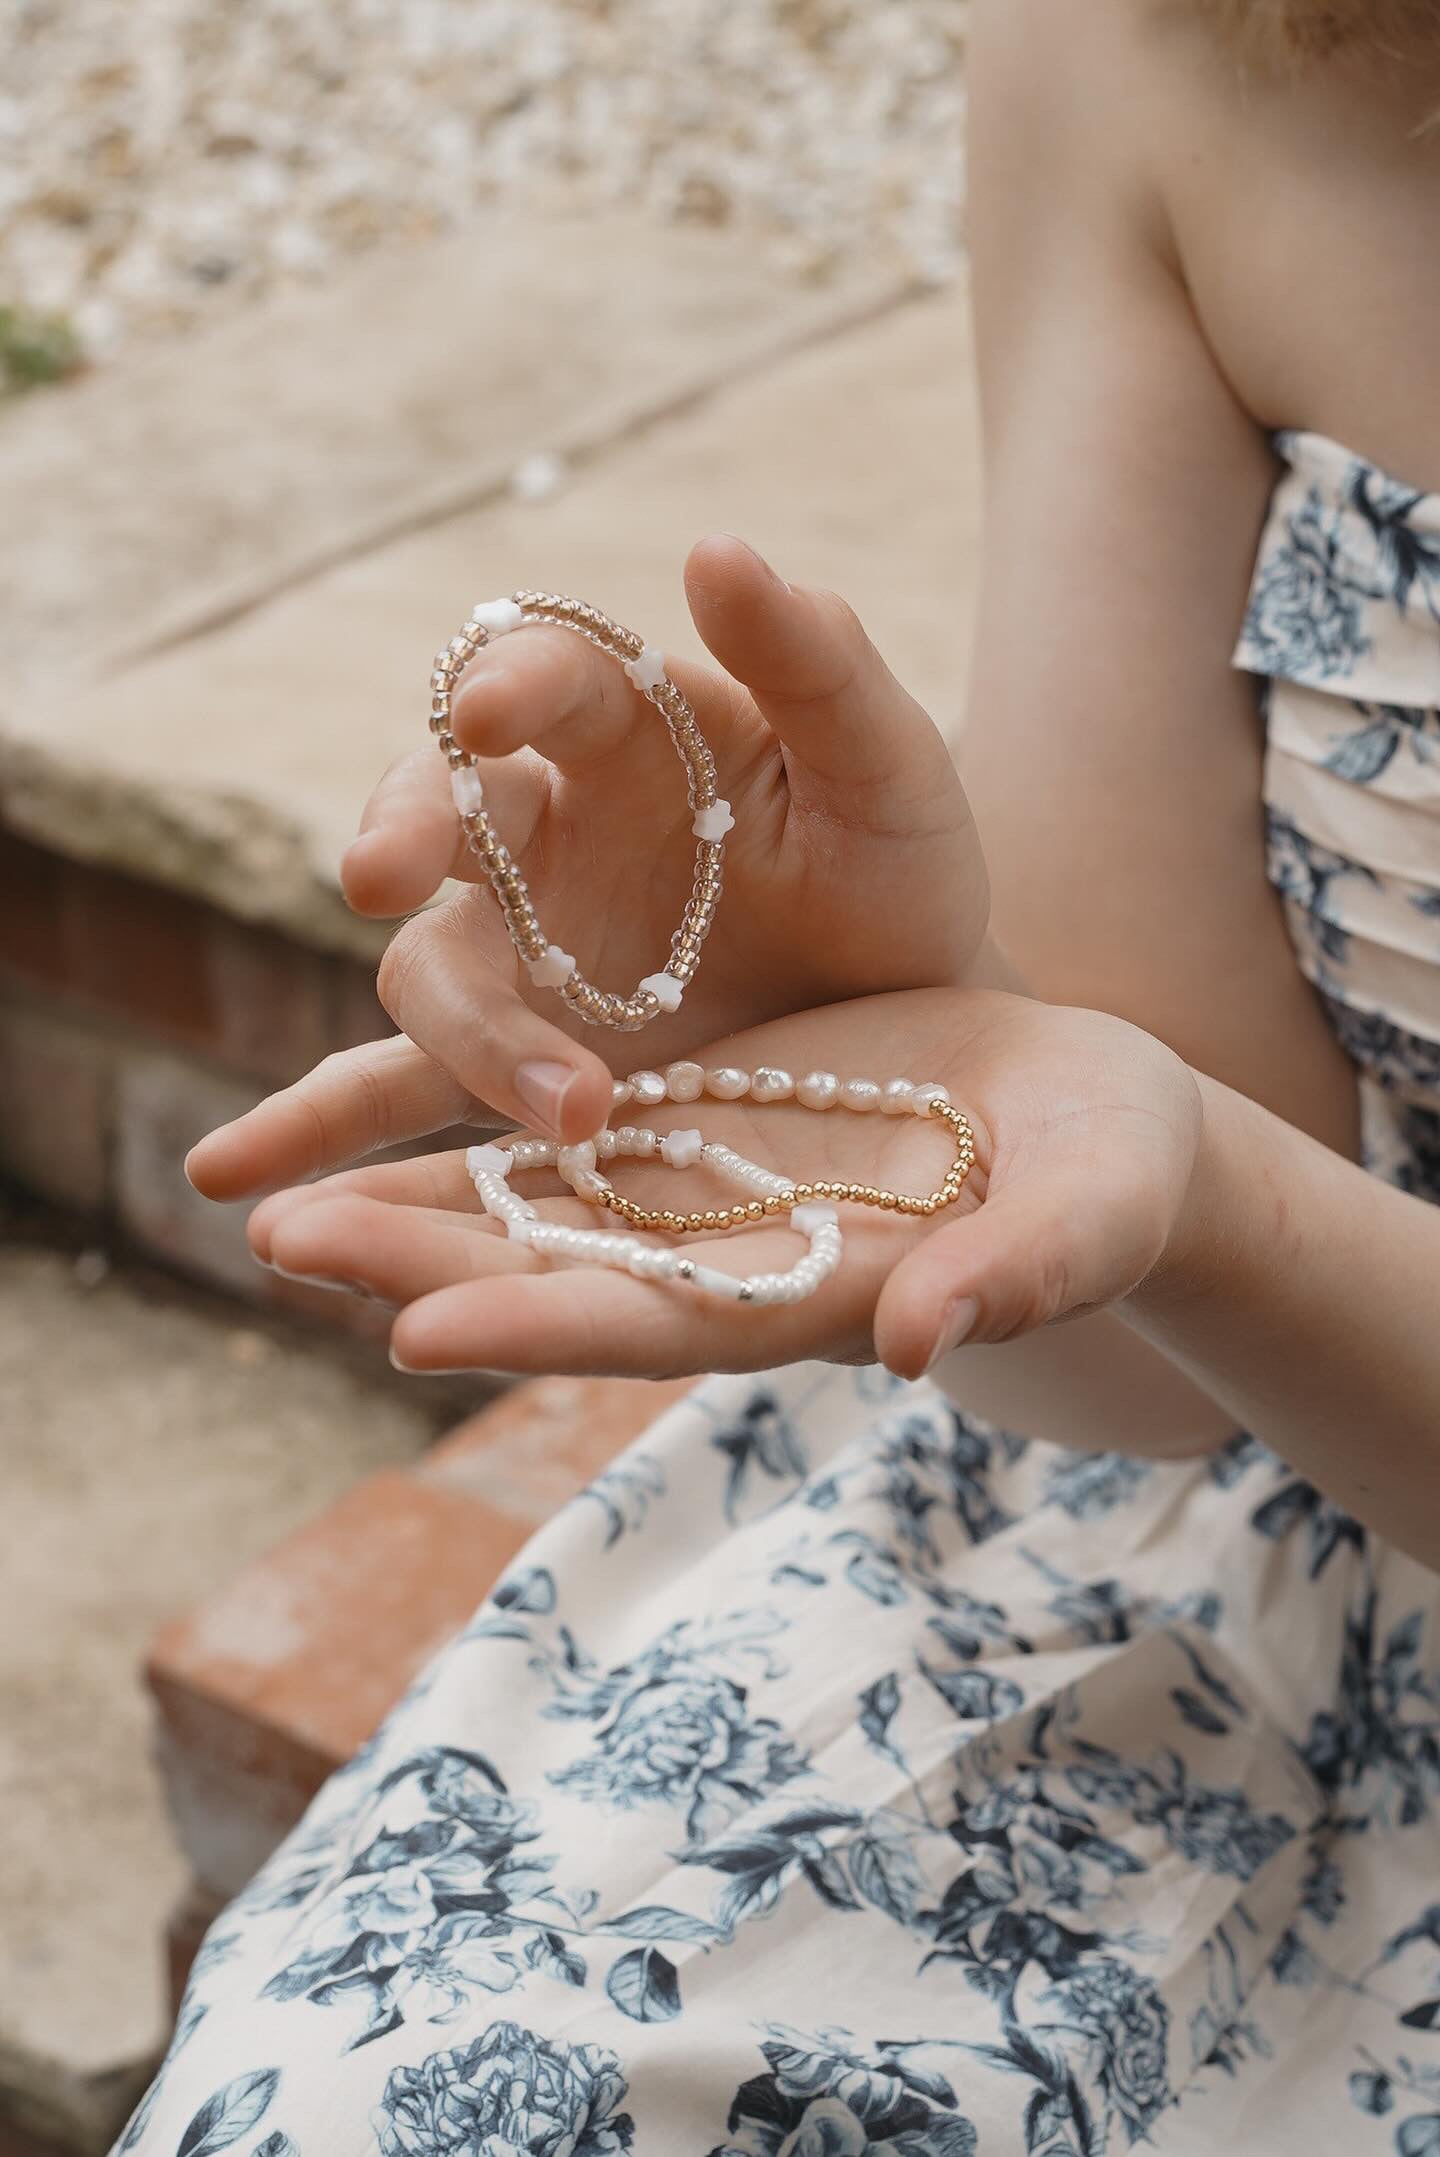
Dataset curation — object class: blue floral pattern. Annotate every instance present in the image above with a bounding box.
[116,427,1440,2155]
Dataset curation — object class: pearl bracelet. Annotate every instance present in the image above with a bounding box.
[466,1062,975,1308]
[429,592,730,1032]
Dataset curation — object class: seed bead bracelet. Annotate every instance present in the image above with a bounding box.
[464,1061,976,1308]
[429,592,732,1033]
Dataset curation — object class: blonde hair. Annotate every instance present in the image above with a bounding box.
[1196,0,1440,62]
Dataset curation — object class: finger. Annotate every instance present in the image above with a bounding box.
[683,534,962,818]
[267,1192,521,1305]
[450,622,720,781]
[340,746,551,918]
[388,1251,833,1380]
[185,1035,475,1202]
[377,900,614,1144]
[246,1150,500,1263]
[873,1158,1168,1381]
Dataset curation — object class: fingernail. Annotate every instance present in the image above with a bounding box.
[925,1296,981,1372]
[515,1059,579,1136]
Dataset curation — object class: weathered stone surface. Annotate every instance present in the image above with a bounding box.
[0,1241,443,2151]
[3,279,979,957]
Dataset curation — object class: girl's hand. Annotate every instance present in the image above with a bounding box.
[241,988,1203,1387]
[303,538,984,1153]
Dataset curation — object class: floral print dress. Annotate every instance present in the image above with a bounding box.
[117,434,1440,2157]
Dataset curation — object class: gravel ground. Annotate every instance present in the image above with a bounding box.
[3,0,966,364]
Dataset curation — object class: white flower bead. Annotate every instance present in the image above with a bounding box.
[909,1083,951,1115]
[623,644,669,697]
[467,1143,512,1181]
[450,765,485,816]
[705,1067,750,1101]
[638,972,684,1014]
[469,597,524,637]
[692,799,735,842]
[660,1128,704,1170]
[792,1202,840,1235]
[881,1079,916,1116]
[528,944,577,989]
[664,1061,705,1103]
[556,1141,598,1184]
[796,1071,840,1110]
[628,1070,667,1108]
[750,1066,795,1103]
[841,1077,882,1112]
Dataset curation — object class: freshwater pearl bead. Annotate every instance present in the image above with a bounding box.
[612,1079,635,1108]
[705,1067,750,1101]
[557,1141,598,1184]
[841,1077,882,1112]
[595,1130,618,1160]
[910,1083,951,1115]
[881,1079,916,1116]
[629,1070,667,1108]
[796,1071,840,1110]
[750,1066,795,1103]
[664,1061,705,1103]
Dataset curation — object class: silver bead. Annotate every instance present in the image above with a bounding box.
[796,1071,840,1110]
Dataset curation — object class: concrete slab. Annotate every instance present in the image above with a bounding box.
[3,283,979,958]
[0,1237,445,2152]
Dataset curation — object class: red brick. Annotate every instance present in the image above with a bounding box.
[0,993,113,1211]
[64,862,217,1044]
[147,1471,534,1891]
[0,828,69,990]
[332,956,392,1051]
[206,918,339,1084]
[420,1375,694,1522]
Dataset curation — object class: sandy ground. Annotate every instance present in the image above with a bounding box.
[3,0,967,363]
[0,1226,450,2140]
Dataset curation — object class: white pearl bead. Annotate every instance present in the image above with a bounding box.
[615,1125,658,1157]
[629,1070,667,1108]
[750,1066,795,1103]
[796,1071,840,1110]
[595,1129,618,1160]
[909,1083,951,1115]
[664,1061,705,1103]
[881,1079,916,1116]
[841,1077,882,1112]
[612,1079,635,1108]
[705,1067,750,1101]
[556,1141,598,1182]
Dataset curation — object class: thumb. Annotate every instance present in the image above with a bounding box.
[873,1153,1176,1381]
[683,534,961,813]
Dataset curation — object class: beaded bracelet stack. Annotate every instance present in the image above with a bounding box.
[431,592,730,1032]
[431,589,977,1311]
[466,1059,976,1308]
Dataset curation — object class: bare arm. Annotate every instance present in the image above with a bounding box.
[931,0,1363,1449]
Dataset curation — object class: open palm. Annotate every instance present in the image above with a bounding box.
[337,537,988,1145]
[239,987,1202,1382]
